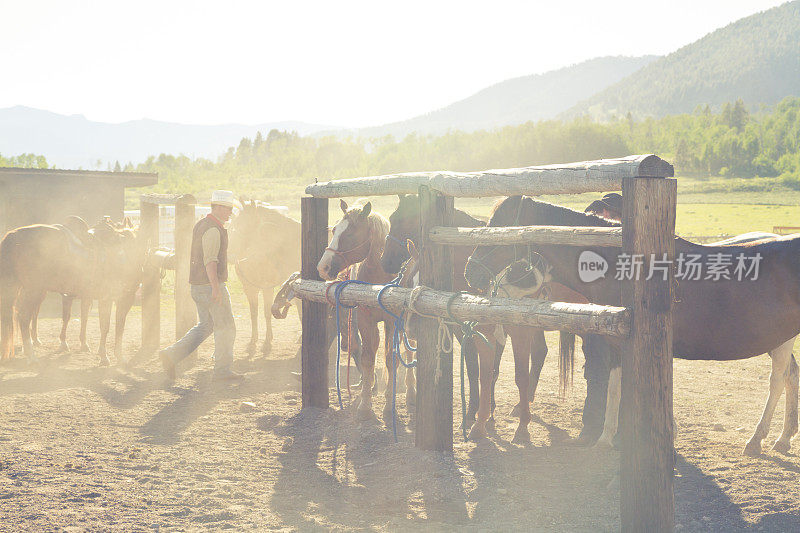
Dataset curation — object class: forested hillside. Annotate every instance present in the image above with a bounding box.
[123,97,800,201]
[565,1,800,119]
[354,56,657,138]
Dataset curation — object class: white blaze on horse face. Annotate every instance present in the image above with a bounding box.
[318,219,349,280]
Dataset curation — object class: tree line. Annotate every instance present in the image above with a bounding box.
[7,97,800,197]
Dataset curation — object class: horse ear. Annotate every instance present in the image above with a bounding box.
[340,199,348,213]
[406,239,419,260]
[361,202,371,217]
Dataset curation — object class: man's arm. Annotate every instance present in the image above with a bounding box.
[202,227,223,302]
[205,261,222,302]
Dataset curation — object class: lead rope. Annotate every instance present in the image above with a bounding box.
[445,292,489,440]
[377,257,417,442]
[330,278,371,410]
[342,266,354,401]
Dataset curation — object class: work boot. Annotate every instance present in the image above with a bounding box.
[213,369,245,383]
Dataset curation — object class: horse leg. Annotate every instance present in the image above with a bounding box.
[356,318,379,420]
[490,336,503,425]
[244,286,258,356]
[745,338,793,456]
[79,299,91,352]
[261,287,272,355]
[529,329,547,404]
[97,300,112,366]
[509,329,533,444]
[382,321,398,422]
[60,295,74,353]
[405,349,416,407]
[775,352,799,453]
[468,335,496,441]
[510,327,544,417]
[16,291,40,362]
[113,292,135,365]
[30,296,42,347]
[459,330,480,423]
[594,365,622,449]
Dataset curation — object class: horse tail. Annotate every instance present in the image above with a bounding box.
[0,231,19,359]
[558,331,575,398]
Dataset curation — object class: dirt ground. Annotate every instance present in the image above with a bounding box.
[1,292,799,532]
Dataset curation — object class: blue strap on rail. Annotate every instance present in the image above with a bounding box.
[331,256,415,442]
[377,279,418,442]
[333,279,371,410]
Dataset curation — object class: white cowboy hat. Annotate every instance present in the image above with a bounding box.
[210,190,240,209]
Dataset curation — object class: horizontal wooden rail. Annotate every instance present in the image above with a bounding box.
[430,225,623,247]
[140,193,197,205]
[290,278,630,337]
[304,154,673,198]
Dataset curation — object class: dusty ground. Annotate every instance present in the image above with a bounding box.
[1,292,799,532]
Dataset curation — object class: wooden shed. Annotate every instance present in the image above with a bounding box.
[0,167,158,235]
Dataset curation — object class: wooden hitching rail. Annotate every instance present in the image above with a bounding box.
[429,225,622,247]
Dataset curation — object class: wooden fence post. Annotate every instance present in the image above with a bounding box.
[140,197,160,352]
[620,176,677,533]
[174,195,196,340]
[415,185,454,451]
[301,196,329,409]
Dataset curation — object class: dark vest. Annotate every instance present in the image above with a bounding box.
[189,216,228,285]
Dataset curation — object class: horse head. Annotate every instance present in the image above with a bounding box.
[381,194,419,275]
[317,198,381,281]
[465,196,614,297]
[229,198,258,260]
[90,217,144,296]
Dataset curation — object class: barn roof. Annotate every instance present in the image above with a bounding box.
[0,167,158,187]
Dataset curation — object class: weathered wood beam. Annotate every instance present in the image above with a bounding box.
[139,199,160,352]
[430,225,623,247]
[416,186,454,452]
[140,193,197,205]
[300,197,330,409]
[290,279,630,337]
[304,155,673,198]
[620,177,676,533]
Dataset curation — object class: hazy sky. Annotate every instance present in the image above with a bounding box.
[1,0,790,127]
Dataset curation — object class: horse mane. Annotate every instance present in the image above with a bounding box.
[527,197,617,227]
[454,208,485,228]
[368,211,390,256]
[490,195,617,228]
[345,200,389,260]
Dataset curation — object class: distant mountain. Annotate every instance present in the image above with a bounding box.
[0,106,338,169]
[564,1,800,120]
[349,56,658,139]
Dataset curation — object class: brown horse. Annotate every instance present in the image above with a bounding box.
[229,200,301,356]
[1,218,144,365]
[317,199,397,421]
[26,215,94,353]
[466,196,800,455]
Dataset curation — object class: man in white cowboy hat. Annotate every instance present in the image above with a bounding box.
[159,190,243,382]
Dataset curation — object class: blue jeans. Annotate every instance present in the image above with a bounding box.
[166,283,236,374]
[581,334,611,439]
